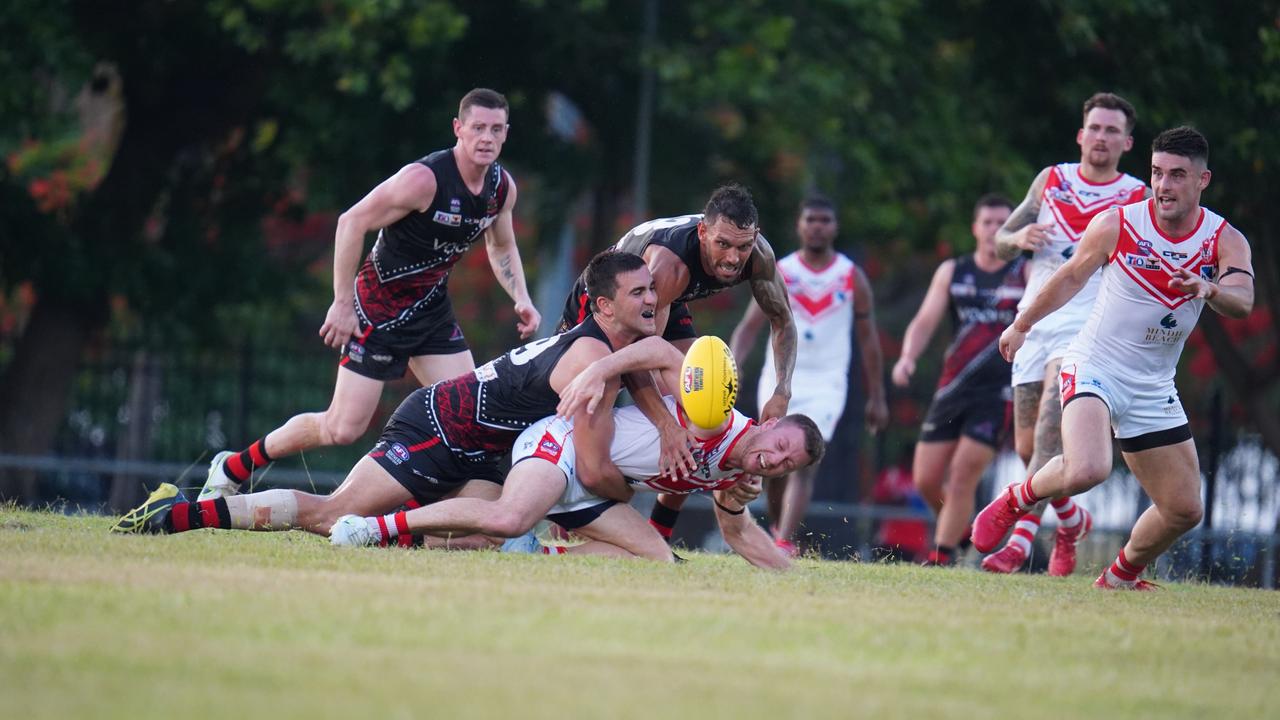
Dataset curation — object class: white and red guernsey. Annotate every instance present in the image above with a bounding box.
[759,252,856,398]
[1021,163,1147,329]
[1067,199,1225,381]
[610,397,754,494]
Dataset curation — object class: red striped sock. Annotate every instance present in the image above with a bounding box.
[1009,512,1041,554]
[1051,497,1083,528]
[167,499,230,533]
[542,546,567,555]
[649,502,679,540]
[224,438,273,484]
[1106,548,1146,586]
[1014,479,1041,510]
[374,511,410,545]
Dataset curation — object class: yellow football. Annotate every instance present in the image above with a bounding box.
[679,335,739,430]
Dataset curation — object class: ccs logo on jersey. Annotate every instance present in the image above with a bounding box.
[388,443,410,465]
[433,210,462,227]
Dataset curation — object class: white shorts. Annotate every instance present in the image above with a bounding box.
[1010,321,1080,386]
[511,416,609,519]
[759,373,845,440]
[1058,356,1188,441]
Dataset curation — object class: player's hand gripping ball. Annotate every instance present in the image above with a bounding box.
[679,335,739,430]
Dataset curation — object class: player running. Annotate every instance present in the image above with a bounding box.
[113,252,672,539]
[195,88,541,503]
[981,93,1148,575]
[892,194,1024,566]
[974,126,1254,589]
[731,195,888,555]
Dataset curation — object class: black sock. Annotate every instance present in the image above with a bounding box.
[649,502,680,541]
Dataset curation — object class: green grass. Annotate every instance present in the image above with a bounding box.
[3,508,1278,719]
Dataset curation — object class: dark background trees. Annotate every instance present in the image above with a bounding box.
[1,0,1276,503]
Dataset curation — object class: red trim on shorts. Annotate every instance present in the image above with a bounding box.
[407,437,441,452]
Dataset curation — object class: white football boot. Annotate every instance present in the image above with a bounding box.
[196,450,239,501]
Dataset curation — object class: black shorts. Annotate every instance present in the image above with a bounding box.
[919,388,1011,448]
[342,291,469,381]
[369,388,504,504]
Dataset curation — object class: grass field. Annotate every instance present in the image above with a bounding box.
[3,507,1278,719]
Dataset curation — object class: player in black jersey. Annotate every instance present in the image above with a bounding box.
[194,88,541,504]
[557,185,800,539]
[892,194,1023,566]
[113,251,678,541]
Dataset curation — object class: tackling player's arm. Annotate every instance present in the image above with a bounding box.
[321,163,437,349]
[749,236,798,421]
[645,244,692,339]
[712,481,791,570]
[1169,225,1254,318]
[728,299,767,370]
[550,339,633,503]
[483,172,540,339]
[892,259,955,387]
[851,263,888,432]
[555,336,685,417]
[1000,209,1118,361]
[995,167,1053,261]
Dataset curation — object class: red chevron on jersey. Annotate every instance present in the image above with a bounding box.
[1043,165,1147,242]
[781,261,855,321]
[1112,203,1224,310]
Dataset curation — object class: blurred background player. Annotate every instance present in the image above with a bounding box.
[979,126,1254,589]
[732,195,888,555]
[197,88,541,502]
[892,194,1023,566]
[981,92,1148,574]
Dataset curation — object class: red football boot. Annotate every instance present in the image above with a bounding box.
[1048,508,1093,577]
[971,485,1024,553]
[981,543,1028,573]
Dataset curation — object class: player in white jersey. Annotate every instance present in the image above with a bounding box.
[983,93,1149,575]
[500,397,823,569]
[974,127,1255,590]
[730,195,888,555]
[329,343,825,569]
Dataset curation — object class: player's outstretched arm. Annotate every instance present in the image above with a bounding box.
[1000,209,1118,362]
[1169,226,1254,318]
[713,482,791,570]
[892,259,954,388]
[555,336,685,417]
[848,263,888,432]
[573,385,634,503]
[749,238,797,421]
[995,167,1054,261]
[483,173,540,339]
[321,163,437,349]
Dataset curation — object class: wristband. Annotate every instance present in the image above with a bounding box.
[713,498,745,515]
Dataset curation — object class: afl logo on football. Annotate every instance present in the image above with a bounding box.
[683,366,704,393]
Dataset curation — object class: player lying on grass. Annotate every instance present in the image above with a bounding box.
[111,251,692,541]
[330,341,825,570]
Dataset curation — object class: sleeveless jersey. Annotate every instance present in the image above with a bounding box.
[1020,163,1146,329]
[761,252,856,384]
[427,315,612,456]
[559,214,757,327]
[611,397,754,494]
[355,149,511,331]
[936,255,1027,397]
[1068,199,1226,382]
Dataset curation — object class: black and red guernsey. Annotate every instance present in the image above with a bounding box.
[558,214,755,328]
[401,315,614,458]
[935,255,1027,398]
[355,148,510,332]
